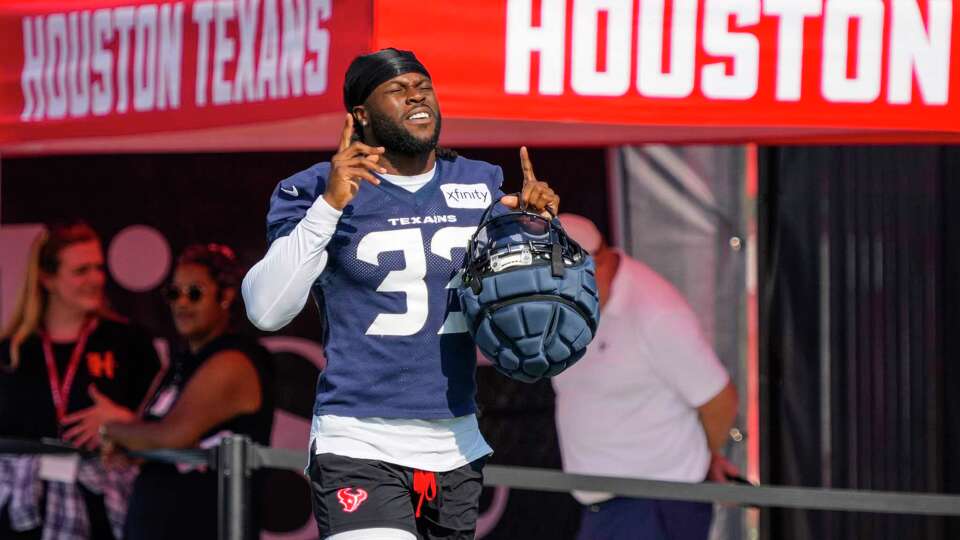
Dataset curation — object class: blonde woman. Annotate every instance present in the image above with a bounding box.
[0,221,163,540]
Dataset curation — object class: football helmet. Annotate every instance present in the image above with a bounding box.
[459,201,600,382]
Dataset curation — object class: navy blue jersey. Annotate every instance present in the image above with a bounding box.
[266,156,504,419]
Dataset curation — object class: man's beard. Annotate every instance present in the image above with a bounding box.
[366,108,441,156]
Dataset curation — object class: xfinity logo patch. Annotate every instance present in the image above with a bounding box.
[441,184,491,209]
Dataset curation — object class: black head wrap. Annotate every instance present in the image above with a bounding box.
[341,48,457,160]
[343,48,431,111]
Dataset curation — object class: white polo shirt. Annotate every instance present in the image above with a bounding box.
[551,251,729,504]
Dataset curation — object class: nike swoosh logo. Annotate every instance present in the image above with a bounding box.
[280,185,299,197]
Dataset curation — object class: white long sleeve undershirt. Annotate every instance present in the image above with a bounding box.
[241,196,343,331]
[241,167,436,331]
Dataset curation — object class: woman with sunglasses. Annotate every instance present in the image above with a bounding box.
[0,221,163,540]
[101,243,274,540]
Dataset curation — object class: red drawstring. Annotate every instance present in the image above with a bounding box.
[412,469,437,518]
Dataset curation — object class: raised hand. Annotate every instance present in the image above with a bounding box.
[499,146,560,216]
[323,114,387,211]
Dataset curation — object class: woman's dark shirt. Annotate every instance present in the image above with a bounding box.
[124,332,275,540]
[0,318,163,438]
[142,333,274,444]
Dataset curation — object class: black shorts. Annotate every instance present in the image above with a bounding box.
[308,451,486,540]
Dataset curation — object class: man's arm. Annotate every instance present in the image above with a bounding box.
[698,381,741,482]
[242,197,340,331]
[644,306,740,482]
[244,115,385,331]
[697,381,738,453]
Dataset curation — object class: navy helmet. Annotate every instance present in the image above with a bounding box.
[459,201,600,382]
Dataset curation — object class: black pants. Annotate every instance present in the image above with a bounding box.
[123,465,218,540]
[309,452,486,540]
[79,484,117,540]
[123,464,264,540]
[577,497,713,540]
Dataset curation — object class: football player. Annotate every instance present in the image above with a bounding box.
[242,48,559,540]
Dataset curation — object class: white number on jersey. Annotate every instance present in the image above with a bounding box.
[357,226,473,337]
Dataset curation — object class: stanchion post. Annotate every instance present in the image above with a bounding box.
[218,434,252,540]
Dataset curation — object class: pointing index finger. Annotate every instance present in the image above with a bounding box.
[338,113,354,152]
[520,146,537,186]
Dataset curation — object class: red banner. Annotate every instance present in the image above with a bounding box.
[374,0,960,133]
[2,0,959,153]
[1,0,370,150]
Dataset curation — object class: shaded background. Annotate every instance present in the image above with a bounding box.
[758,146,960,540]
[6,143,958,539]
[0,148,609,539]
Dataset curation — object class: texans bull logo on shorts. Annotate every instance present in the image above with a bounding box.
[336,487,368,512]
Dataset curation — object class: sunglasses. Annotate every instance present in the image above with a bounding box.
[164,284,207,303]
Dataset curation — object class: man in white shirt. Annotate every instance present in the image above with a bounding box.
[552,214,739,540]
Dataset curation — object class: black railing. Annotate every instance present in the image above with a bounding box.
[4,435,960,540]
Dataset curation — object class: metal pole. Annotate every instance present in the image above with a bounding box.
[604,146,626,250]
[218,434,251,540]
